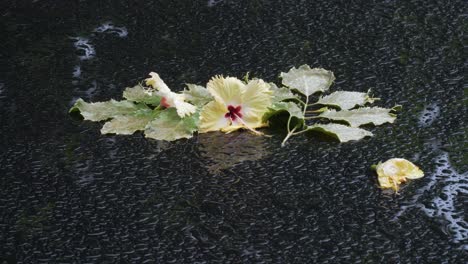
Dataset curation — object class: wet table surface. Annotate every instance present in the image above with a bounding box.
[0,0,467,263]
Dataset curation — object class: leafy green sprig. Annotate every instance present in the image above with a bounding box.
[262,65,400,146]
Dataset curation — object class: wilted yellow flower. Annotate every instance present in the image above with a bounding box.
[375,158,424,192]
[145,72,196,117]
[200,76,272,134]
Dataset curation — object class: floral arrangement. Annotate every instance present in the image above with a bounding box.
[70,64,400,146]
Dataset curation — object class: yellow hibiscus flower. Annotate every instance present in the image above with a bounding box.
[200,76,272,134]
[375,158,424,192]
[145,72,196,117]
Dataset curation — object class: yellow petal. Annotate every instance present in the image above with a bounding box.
[200,101,230,133]
[376,173,393,189]
[207,76,244,106]
[239,79,272,128]
[376,158,424,191]
[238,113,266,130]
[395,159,425,179]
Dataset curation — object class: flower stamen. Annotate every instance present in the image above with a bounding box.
[225,105,242,121]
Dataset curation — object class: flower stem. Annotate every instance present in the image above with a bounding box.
[282,95,309,147]
[306,109,325,113]
[286,115,293,133]
[291,128,309,136]
[154,105,163,111]
[281,126,297,147]
[302,96,309,116]
[295,99,307,106]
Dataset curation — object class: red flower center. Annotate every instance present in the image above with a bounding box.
[161,97,170,108]
[225,105,242,121]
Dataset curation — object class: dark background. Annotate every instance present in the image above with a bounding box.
[0,0,467,263]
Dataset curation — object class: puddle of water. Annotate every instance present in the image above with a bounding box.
[94,22,128,38]
[421,153,468,245]
[418,104,440,127]
[396,151,468,247]
[71,37,96,60]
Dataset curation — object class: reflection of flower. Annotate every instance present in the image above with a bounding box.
[200,76,272,134]
[145,72,196,117]
[199,132,270,174]
[376,158,424,192]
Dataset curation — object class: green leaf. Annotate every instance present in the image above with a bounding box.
[100,107,157,135]
[144,108,199,141]
[123,84,161,105]
[101,113,156,135]
[269,82,301,103]
[318,107,397,127]
[315,91,378,110]
[262,101,304,123]
[280,65,335,96]
[69,98,149,121]
[183,84,213,106]
[306,123,373,142]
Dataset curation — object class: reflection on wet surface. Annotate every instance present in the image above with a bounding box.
[0,0,466,262]
[198,132,271,175]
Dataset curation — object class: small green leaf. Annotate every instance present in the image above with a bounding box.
[262,101,304,123]
[123,84,161,105]
[318,107,397,127]
[269,83,301,103]
[391,105,403,112]
[315,91,378,110]
[306,124,373,142]
[183,84,213,106]
[280,65,335,96]
[144,108,199,141]
[243,72,250,83]
[70,98,149,121]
